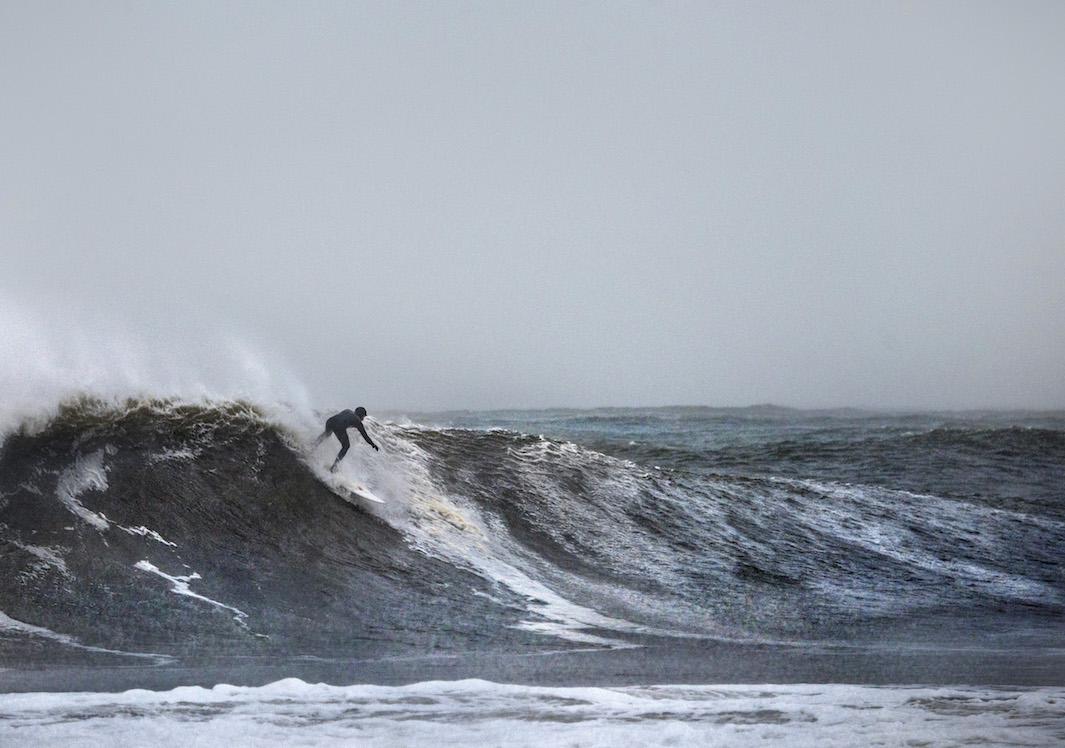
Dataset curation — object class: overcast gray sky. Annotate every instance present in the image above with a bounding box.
[2,1,1063,411]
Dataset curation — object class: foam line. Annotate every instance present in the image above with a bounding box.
[134,561,248,625]
[1,679,1063,747]
[0,611,169,662]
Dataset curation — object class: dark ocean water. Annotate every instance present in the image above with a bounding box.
[1,400,1063,690]
[395,407,1065,642]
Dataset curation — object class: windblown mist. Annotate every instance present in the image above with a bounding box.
[3,1,1064,411]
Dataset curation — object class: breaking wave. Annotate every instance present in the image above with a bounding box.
[1,398,1062,663]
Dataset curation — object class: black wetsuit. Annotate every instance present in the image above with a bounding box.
[321,409,378,466]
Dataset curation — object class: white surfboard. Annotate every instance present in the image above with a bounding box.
[322,470,386,505]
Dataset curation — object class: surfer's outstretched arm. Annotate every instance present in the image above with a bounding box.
[355,421,379,451]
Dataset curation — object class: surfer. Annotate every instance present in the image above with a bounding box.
[316,407,379,471]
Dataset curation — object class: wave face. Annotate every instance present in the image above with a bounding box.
[1,401,1063,664]
[0,400,538,662]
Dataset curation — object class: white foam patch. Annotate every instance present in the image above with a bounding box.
[54,449,111,530]
[476,553,648,648]
[148,447,201,464]
[510,621,638,648]
[0,611,77,644]
[0,679,1062,747]
[0,610,168,662]
[134,561,247,625]
[119,526,177,547]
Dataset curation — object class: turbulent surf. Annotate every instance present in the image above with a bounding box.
[2,398,1063,668]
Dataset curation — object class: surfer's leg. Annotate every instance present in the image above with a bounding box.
[314,430,329,447]
[330,429,350,471]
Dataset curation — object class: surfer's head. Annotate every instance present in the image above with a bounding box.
[355,406,367,419]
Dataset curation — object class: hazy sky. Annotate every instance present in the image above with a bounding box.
[2,1,1063,411]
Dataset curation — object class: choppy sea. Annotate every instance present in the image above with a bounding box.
[2,401,1063,744]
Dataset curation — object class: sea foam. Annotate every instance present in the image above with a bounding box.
[0,679,1062,747]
